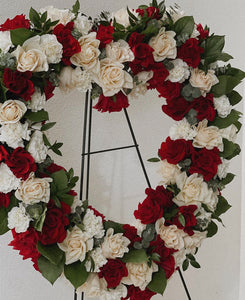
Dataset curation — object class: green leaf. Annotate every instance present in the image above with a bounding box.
[225,67,245,81]
[127,6,138,22]
[221,173,235,186]
[147,267,167,295]
[41,122,56,131]
[38,256,64,285]
[190,261,201,268]
[220,138,241,160]
[207,221,218,238]
[29,7,41,28]
[228,90,243,106]
[211,75,242,97]
[174,16,195,38]
[182,259,189,271]
[34,206,47,232]
[64,261,89,289]
[40,11,48,23]
[215,195,231,217]
[178,214,185,227]
[122,249,148,263]
[104,220,124,233]
[209,109,241,129]
[10,28,36,46]
[25,110,49,122]
[57,193,74,206]
[50,169,68,191]
[72,0,80,14]
[147,157,160,162]
[43,134,51,147]
[202,35,225,58]
[37,242,65,265]
[0,207,9,235]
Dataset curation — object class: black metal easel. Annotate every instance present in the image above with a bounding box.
[74,91,192,300]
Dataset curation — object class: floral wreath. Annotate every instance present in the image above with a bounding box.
[0,1,244,299]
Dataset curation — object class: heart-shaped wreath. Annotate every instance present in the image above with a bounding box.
[0,1,244,299]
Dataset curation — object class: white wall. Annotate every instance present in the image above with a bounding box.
[0,1,244,300]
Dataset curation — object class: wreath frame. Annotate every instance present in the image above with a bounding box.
[0,1,244,300]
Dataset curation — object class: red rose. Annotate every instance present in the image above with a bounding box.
[171,205,197,236]
[192,94,216,121]
[130,43,154,74]
[134,196,163,224]
[158,137,194,164]
[190,147,222,181]
[46,163,66,174]
[148,63,169,89]
[136,7,161,19]
[145,186,173,208]
[9,228,41,271]
[39,200,70,245]
[96,24,114,48]
[156,81,182,100]
[196,24,209,40]
[93,92,129,113]
[177,38,204,68]
[0,192,11,208]
[123,224,141,247]
[6,147,36,180]
[99,259,128,288]
[0,145,9,162]
[44,80,55,100]
[0,14,30,31]
[3,68,35,101]
[122,285,156,300]
[128,32,144,48]
[53,22,81,65]
[88,205,106,222]
[162,96,192,121]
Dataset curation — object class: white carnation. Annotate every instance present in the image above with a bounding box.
[102,283,127,300]
[40,6,75,26]
[0,122,31,148]
[8,203,31,233]
[83,208,105,239]
[27,131,48,163]
[173,248,186,268]
[167,59,190,83]
[220,124,237,142]
[213,95,232,118]
[27,88,46,112]
[39,34,63,64]
[128,83,148,100]
[85,247,107,272]
[0,31,13,53]
[169,118,197,140]
[106,40,134,63]
[158,159,181,185]
[74,14,93,35]
[0,163,20,193]
[217,158,230,179]
[183,231,207,254]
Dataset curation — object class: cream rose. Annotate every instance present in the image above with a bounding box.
[96,58,133,97]
[106,40,134,63]
[193,119,223,150]
[149,27,177,62]
[70,32,100,72]
[122,262,158,290]
[156,217,185,250]
[101,228,130,259]
[189,68,219,96]
[158,159,181,185]
[58,226,93,265]
[15,172,52,205]
[40,6,75,25]
[0,100,27,124]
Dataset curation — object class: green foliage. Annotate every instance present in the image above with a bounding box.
[147,267,167,295]
[178,214,185,227]
[209,109,241,129]
[206,221,218,237]
[215,195,231,217]
[72,0,80,15]
[182,259,189,271]
[221,173,235,186]
[212,75,242,97]
[38,256,64,285]
[25,110,49,122]
[10,28,36,46]
[41,122,56,131]
[37,242,65,265]
[173,16,195,38]
[220,138,241,160]
[64,261,89,289]
[122,249,148,263]
[181,83,202,101]
[104,220,124,233]
[147,157,160,162]
[228,90,243,106]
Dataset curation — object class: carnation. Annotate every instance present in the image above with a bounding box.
[166,59,190,83]
[213,95,232,118]
[217,158,230,179]
[27,88,46,112]
[0,122,30,149]
[74,14,93,35]
[27,131,48,163]
[85,247,107,272]
[0,31,13,53]
[8,204,31,233]
[169,118,197,140]
[183,231,207,254]
[39,34,63,64]
[106,40,134,63]
[220,124,237,142]
[0,163,20,193]
[83,208,105,239]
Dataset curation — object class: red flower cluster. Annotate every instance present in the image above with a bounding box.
[93,92,129,113]
[46,163,66,174]
[53,22,81,65]
[162,96,192,121]
[39,200,70,245]
[9,228,41,271]
[3,68,35,101]
[99,259,128,288]
[123,224,141,247]
[122,285,156,300]
[157,81,182,100]
[0,14,30,31]
[0,192,11,208]
[0,145,9,161]
[136,7,161,19]
[193,94,216,122]
[44,80,55,100]
[148,63,169,89]
[197,24,209,40]
[177,38,204,68]
[134,186,173,224]
[96,24,114,48]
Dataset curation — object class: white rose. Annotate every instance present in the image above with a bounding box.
[158,159,181,185]
[70,32,100,73]
[8,203,31,233]
[59,66,92,93]
[27,88,46,112]
[74,14,93,35]
[96,58,133,97]
[58,226,93,265]
[0,31,13,53]
[220,124,237,142]
[183,231,207,254]
[112,8,132,27]
[0,122,30,148]
[15,172,52,205]
[85,247,107,272]
[193,119,223,150]
[213,95,232,118]
[189,68,219,96]
[101,228,130,259]
[217,158,230,179]
[77,273,105,297]
[0,100,27,124]
[27,131,48,163]
[40,6,75,25]
[167,59,190,83]
[156,217,185,250]
[149,27,177,62]
[106,40,134,63]
[169,118,197,140]
[122,262,158,290]
[13,45,48,72]
[0,163,20,193]
[83,208,105,239]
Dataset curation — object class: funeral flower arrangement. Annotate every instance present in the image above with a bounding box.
[0,0,244,299]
